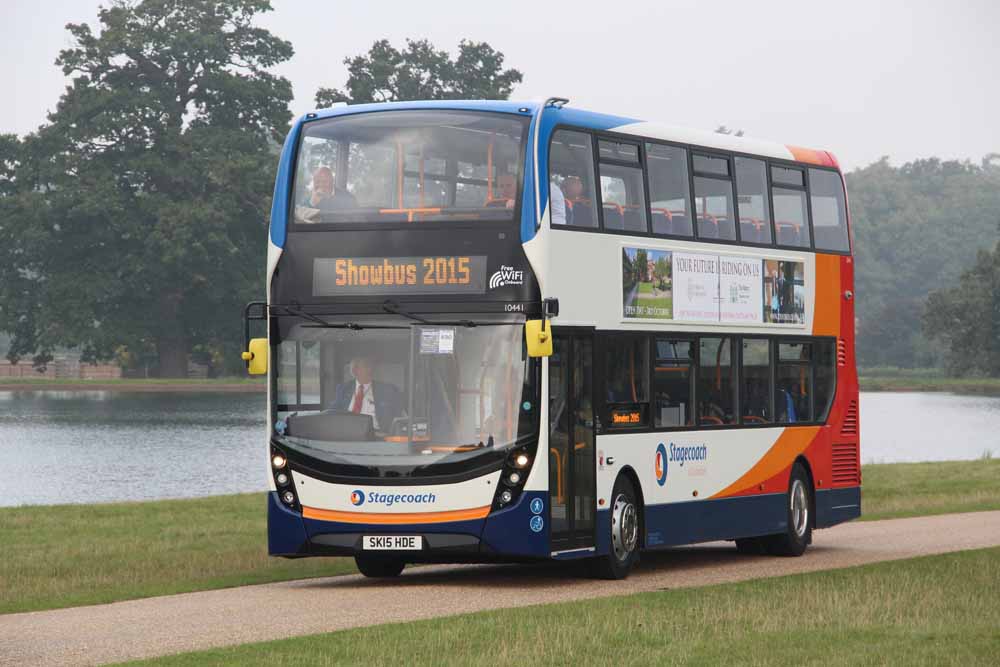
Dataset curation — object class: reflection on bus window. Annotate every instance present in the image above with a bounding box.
[810,169,850,252]
[694,177,736,241]
[654,338,692,427]
[599,163,647,233]
[604,337,649,428]
[646,144,693,237]
[698,337,736,425]
[776,341,813,423]
[735,157,773,245]
[549,130,599,228]
[741,338,772,423]
[773,187,811,248]
[293,111,526,224]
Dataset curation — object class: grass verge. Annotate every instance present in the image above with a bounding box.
[127,547,1000,666]
[0,494,352,615]
[860,458,1000,521]
[3,459,998,616]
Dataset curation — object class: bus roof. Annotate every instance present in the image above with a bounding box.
[300,99,840,170]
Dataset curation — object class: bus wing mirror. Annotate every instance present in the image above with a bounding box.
[242,338,269,375]
[525,319,553,358]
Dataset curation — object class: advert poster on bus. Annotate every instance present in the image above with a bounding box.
[671,252,719,322]
[719,256,763,324]
[621,246,806,326]
[763,259,805,324]
[622,247,673,320]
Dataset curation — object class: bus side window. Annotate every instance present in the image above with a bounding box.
[810,169,851,253]
[598,139,647,234]
[646,143,693,238]
[741,338,772,424]
[813,339,837,422]
[549,130,599,228]
[734,157,773,245]
[603,336,650,428]
[692,153,737,242]
[697,337,736,425]
[776,341,813,423]
[654,337,693,427]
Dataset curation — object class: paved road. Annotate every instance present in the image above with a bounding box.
[2,511,999,666]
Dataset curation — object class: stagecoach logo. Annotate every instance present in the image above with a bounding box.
[488,265,524,290]
[350,490,366,506]
[654,443,668,486]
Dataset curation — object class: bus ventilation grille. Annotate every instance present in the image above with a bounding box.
[840,399,859,436]
[832,442,860,485]
[837,339,847,366]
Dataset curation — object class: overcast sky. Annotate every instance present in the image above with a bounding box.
[4,0,998,171]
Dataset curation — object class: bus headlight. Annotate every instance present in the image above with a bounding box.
[272,454,286,469]
[507,472,521,485]
[281,491,296,505]
[514,453,530,468]
[276,472,289,486]
[500,490,513,504]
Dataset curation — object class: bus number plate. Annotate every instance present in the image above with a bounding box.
[363,535,423,551]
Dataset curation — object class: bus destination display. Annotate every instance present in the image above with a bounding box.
[313,256,488,296]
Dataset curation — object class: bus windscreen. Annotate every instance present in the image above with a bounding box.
[292,110,527,225]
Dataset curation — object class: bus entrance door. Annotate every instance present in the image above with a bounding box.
[548,332,596,551]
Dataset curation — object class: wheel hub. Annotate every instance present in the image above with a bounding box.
[791,479,809,538]
[611,493,638,562]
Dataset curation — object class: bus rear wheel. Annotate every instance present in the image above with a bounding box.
[355,555,406,578]
[765,462,813,557]
[592,476,640,580]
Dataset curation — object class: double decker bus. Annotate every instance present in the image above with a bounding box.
[243,98,860,579]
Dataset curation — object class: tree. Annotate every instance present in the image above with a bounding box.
[315,38,522,107]
[923,242,1000,375]
[0,0,293,376]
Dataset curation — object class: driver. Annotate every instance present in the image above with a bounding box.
[332,356,403,432]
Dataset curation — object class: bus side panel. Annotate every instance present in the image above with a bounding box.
[268,491,310,556]
[643,494,787,548]
[480,490,551,558]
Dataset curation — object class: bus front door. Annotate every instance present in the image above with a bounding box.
[548,332,596,551]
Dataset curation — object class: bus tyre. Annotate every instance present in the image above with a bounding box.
[355,555,405,578]
[766,462,813,557]
[593,476,640,580]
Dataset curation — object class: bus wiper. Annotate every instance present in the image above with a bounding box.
[382,300,432,324]
[275,305,363,330]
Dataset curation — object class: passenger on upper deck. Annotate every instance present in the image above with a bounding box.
[550,176,583,226]
[303,166,358,211]
[486,173,518,209]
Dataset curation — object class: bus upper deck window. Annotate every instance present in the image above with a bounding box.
[810,169,850,253]
[549,130,599,228]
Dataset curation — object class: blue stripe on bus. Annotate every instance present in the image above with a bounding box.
[815,486,861,528]
[531,106,637,239]
[268,120,302,249]
[267,490,310,556]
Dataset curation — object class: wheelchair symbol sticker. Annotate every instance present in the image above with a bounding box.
[529,515,544,533]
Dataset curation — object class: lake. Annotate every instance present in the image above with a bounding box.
[1,390,997,507]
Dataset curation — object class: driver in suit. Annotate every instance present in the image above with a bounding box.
[332,357,403,433]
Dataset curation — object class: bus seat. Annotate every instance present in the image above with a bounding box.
[651,211,670,234]
[670,213,692,236]
[571,201,595,227]
[776,222,800,246]
[697,215,719,238]
[623,208,645,232]
[740,219,760,243]
[603,205,624,230]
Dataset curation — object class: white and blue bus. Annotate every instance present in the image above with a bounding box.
[244,98,860,579]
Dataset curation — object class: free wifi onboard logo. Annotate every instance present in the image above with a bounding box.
[488,265,524,290]
[350,490,366,506]
[654,443,668,486]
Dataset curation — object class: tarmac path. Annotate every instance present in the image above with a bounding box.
[2,510,999,666]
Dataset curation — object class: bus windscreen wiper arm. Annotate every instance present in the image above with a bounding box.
[275,305,363,330]
[382,300,432,324]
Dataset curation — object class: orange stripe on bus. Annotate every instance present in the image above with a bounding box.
[301,505,491,525]
[785,145,837,167]
[813,254,841,336]
[710,426,820,499]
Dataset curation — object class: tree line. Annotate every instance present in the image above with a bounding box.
[0,0,521,377]
[1,0,997,377]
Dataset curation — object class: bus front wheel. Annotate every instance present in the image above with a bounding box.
[592,476,640,580]
[355,555,406,578]
[765,462,813,557]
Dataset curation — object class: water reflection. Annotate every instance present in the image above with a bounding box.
[1,390,997,506]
